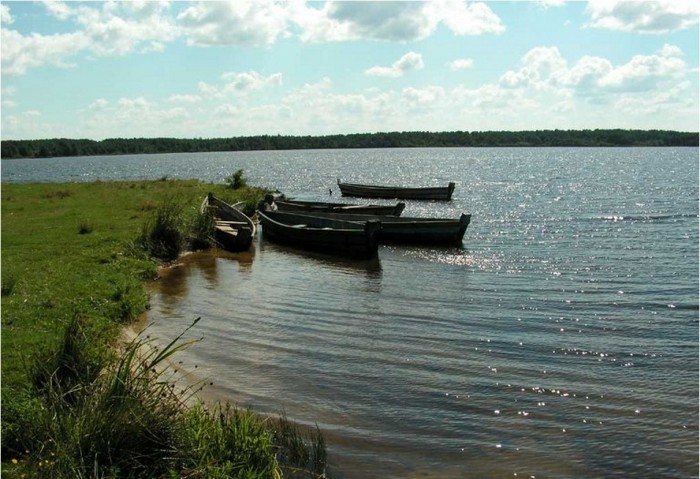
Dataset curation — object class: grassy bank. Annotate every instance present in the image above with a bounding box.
[1,178,327,478]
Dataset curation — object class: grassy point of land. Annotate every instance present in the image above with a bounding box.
[1,178,327,478]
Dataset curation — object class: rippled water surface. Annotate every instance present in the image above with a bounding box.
[5,147,698,477]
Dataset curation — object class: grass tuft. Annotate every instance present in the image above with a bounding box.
[2,274,17,296]
[136,197,186,260]
[78,220,93,234]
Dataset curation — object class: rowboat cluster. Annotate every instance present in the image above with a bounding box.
[203,180,470,259]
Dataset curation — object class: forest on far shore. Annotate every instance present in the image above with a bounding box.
[1,129,697,159]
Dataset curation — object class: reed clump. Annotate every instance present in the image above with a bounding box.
[2,318,327,478]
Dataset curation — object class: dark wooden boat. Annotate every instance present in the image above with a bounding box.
[299,211,471,245]
[337,179,456,201]
[276,199,405,216]
[201,193,256,252]
[257,210,381,259]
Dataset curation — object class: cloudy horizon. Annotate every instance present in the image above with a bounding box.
[1,0,698,140]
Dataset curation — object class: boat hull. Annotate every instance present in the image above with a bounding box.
[201,194,256,252]
[298,212,471,245]
[337,180,456,201]
[277,199,405,216]
[257,210,381,259]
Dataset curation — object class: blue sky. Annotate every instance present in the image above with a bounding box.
[1,1,698,140]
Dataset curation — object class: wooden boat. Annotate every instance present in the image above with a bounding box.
[201,193,256,252]
[276,199,405,216]
[299,211,471,245]
[257,210,381,259]
[337,179,456,201]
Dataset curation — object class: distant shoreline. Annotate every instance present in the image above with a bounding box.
[1,129,697,159]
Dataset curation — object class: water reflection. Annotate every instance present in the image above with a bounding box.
[152,247,257,309]
[257,236,383,288]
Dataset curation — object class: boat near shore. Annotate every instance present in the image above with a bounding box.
[297,211,471,245]
[201,193,256,252]
[337,179,456,201]
[257,210,381,259]
[276,199,405,216]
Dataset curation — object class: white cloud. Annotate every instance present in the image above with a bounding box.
[197,71,283,98]
[402,86,445,105]
[74,2,178,56]
[449,58,474,71]
[365,51,424,78]
[88,98,109,111]
[497,44,691,101]
[2,1,177,76]
[178,0,289,47]
[42,0,73,20]
[294,0,503,43]
[1,4,14,24]
[536,0,566,8]
[1,28,89,76]
[1,85,17,108]
[434,0,506,36]
[585,0,699,34]
[167,94,202,104]
[221,71,283,95]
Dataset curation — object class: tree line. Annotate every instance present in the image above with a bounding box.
[1,129,697,159]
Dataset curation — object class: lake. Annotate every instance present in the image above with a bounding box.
[3,147,698,478]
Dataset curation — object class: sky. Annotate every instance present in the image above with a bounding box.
[0,0,698,140]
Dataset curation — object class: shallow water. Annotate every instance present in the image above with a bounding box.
[6,147,698,477]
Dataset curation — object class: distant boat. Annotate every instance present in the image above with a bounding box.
[337,179,456,201]
[201,193,256,252]
[276,199,405,216]
[300,211,471,245]
[257,210,381,259]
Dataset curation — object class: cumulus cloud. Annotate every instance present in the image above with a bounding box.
[449,58,474,71]
[1,3,14,24]
[197,71,283,100]
[1,28,89,76]
[434,0,506,36]
[294,0,503,43]
[178,0,289,47]
[2,1,177,76]
[365,51,424,78]
[167,94,202,104]
[536,0,566,8]
[585,0,699,34]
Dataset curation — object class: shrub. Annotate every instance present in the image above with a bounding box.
[225,169,247,189]
[136,198,185,260]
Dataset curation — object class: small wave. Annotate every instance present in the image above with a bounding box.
[597,213,698,223]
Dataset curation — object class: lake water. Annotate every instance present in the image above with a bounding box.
[3,147,698,478]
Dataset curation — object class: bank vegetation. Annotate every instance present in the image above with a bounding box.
[1,176,328,478]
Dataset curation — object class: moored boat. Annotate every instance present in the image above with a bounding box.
[257,210,381,259]
[276,199,405,216]
[201,193,256,252]
[337,179,456,201]
[298,211,471,245]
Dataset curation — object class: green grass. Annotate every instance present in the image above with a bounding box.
[1,178,324,478]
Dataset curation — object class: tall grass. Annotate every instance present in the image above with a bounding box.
[136,197,186,260]
[2,318,328,479]
[188,204,216,250]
